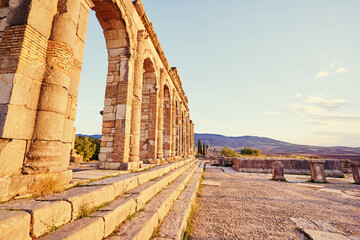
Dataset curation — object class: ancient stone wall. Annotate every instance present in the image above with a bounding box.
[0,0,194,201]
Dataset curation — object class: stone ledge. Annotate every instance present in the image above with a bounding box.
[111,161,200,240]
[158,162,204,240]
[38,159,198,240]
[0,199,71,237]
[0,209,31,240]
[38,217,105,240]
[0,170,72,202]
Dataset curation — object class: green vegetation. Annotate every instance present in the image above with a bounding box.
[221,147,262,157]
[221,147,238,157]
[198,139,202,155]
[203,144,206,156]
[74,136,100,161]
[240,147,260,156]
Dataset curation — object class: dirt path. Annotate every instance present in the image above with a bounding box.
[189,165,360,240]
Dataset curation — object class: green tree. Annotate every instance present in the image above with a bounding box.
[203,144,206,156]
[198,140,202,155]
[221,147,237,157]
[89,137,100,160]
[75,136,100,161]
[240,147,260,156]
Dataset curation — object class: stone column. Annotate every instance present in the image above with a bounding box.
[128,30,148,166]
[272,161,285,180]
[309,160,326,183]
[24,0,82,174]
[171,98,176,158]
[0,0,58,178]
[156,68,165,160]
[190,120,194,155]
[184,114,188,156]
[351,162,360,184]
[178,108,183,157]
[187,115,190,156]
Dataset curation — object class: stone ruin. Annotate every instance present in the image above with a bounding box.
[0,0,195,201]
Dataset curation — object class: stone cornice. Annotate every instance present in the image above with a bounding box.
[133,0,189,111]
[82,0,94,11]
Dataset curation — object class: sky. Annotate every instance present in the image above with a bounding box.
[75,0,360,147]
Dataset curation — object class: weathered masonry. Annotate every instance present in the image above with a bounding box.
[0,0,194,201]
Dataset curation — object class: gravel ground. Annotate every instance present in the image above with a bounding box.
[189,165,360,240]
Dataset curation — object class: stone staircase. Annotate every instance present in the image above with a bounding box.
[0,158,204,240]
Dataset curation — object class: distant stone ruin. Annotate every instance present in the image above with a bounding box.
[232,158,345,177]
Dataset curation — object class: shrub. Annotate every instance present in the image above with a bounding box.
[221,147,238,157]
[75,136,100,161]
[240,147,260,156]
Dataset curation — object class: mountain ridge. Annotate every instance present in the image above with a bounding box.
[77,133,360,161]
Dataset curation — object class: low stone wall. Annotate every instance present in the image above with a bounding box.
[232,158,345,177]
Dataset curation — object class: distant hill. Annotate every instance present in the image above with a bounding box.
[77,134,101,139]
[195,133,360,161]
[77,133,360,161]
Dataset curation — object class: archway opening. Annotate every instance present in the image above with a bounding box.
[75,0,132,165]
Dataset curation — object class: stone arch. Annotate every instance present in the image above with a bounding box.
[92,0,135,165]
[139,57,158,161]
[163,84,171,157]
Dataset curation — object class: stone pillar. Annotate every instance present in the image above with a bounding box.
[186,115,190,156]
[0,0,58,178]
[272,161,285,180]
[68,0,93,163]
[170,98,176,158]
[309,160,326,183]
[156,69,165,160]
[351,162,360,184]
[24,0,83,174]
[190,120,194,155]
[128,30,148,166]
[178,108,183,157]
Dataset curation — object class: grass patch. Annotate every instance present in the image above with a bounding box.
[183,202,197,240]
[7,208,22,211]
[78,201,110,218]
[30,178,63,197]
[46,224,60,234]
[150,226,160,239]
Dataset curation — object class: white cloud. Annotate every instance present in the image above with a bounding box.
[335,67,348,74]
[305,96,346,110]
[314,62,348,79]
[292,95,360,127]
[265,111,280,116]
[315,71,329,79]
[295,93,302,98]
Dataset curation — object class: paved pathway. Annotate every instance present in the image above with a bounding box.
[190,165,360,240]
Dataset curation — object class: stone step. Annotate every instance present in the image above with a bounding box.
[37,159,197,240]
[107,161,203,240]
[156,162,204,240]
[0,157,194,239]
